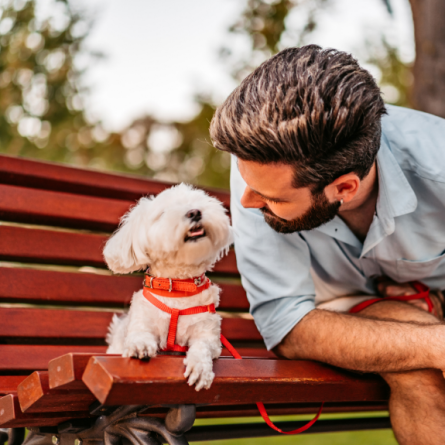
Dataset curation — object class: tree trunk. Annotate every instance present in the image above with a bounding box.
[409,0,445,118]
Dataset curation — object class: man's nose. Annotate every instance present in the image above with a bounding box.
[186,209,202,222]
[240,187,265,209]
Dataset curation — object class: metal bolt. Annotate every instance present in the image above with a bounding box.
[52,436,59,445]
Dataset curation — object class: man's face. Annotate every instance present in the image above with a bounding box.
[238,159,340,233]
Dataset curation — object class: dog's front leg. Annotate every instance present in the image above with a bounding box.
[123,291,159,359]
[184,317,222,391]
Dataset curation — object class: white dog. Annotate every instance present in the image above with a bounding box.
[104,183,233,391]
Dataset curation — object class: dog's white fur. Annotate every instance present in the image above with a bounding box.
[104,183,233,391]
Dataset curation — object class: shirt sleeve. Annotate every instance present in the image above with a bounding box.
[230,156,316,350]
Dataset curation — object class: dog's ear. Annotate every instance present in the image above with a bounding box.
[213,219,234,263]
[103,197,153,274]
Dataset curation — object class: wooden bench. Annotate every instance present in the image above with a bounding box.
[0,154,391,444]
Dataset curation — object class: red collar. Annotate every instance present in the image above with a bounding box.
[143,272,211,297]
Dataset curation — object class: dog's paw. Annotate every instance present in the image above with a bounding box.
[123,334,158,359]
[184,356,215,391]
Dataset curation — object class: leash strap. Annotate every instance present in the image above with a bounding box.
[350,281,432,314]
[220,335,324,434]
[257,401,324,434]
[143,289,215,352]
[144,289,323,434]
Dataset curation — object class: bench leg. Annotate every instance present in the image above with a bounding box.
[21,405,196,445]
[0,428,25,445]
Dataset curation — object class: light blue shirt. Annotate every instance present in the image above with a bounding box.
[230,105,445,350]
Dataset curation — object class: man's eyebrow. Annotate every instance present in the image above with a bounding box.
[250,188,288,202]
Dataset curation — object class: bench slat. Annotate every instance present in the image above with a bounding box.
[0,394,89,428]
[0,308,262,342]
[0,184,131,231]
[0,345,107,371]
[0,227,239,275]
[0,225,106,267]
[191,401,389,418]
[0,376,28,396]
[0,346,270,373]
[48,351,275,394]
[0,154,230,207]
[83,356,388,406]
[0,267,246,308]
[17,372,96,413]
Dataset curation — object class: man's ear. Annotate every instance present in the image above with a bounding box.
[103,197,153,274]
[326,172,361,204]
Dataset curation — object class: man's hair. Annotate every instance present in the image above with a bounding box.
[210,45,386,193]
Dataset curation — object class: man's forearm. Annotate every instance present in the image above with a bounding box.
[276,309,445,373]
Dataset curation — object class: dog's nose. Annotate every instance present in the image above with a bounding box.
[186,209,202,222]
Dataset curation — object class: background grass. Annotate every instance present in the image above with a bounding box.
[191,411,398,445]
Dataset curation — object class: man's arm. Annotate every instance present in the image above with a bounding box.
[275,308,445,373]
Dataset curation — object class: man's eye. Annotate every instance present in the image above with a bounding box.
[267,198,281,204]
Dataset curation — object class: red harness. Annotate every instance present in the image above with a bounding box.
[142,272,323,435]
[349,281,433,314]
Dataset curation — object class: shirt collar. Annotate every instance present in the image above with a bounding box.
[312,134,417,248]
[376,133,417,219]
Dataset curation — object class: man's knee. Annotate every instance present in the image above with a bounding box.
[382,368,445,402]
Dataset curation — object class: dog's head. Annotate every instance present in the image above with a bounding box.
[103,183,233,276]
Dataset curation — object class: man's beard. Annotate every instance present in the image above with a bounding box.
[261,192,341,234]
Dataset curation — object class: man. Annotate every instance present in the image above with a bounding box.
[210,45,445,445]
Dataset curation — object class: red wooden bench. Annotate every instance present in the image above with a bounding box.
[0,154,391,444]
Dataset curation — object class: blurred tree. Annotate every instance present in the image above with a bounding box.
[0,0,437,190]
[0,0,103,164]
[409,0,445,118]
[366,38,413,108]
[224,0,328,82]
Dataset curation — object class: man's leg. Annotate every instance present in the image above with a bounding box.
[357,300,445,445]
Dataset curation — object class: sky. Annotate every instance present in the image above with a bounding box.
[65,0,414,132]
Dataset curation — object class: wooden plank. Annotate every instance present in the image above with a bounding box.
[48,349,275,392]
[0,394,89,428]
[0,225,106,267]
[0,227,239,275]
[0,268,138,307]
[0,376,28,396]
[141,401,389,419]
[0,268,244,308]
[221,318,262,341]
[0,345,268,374]
[0,184,131,231]
[82,356,389,406]
[0,345,106,371]
[0,308,113,340]
[17,372,96,413]
[49,354,114,391]
[0,154,230,207]
[0,308,261,342]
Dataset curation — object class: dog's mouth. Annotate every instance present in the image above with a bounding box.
[185,223,206,242]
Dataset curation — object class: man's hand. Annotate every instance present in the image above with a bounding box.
[376,276,444,319]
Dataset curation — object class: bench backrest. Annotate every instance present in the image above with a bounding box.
[0,154,269,376]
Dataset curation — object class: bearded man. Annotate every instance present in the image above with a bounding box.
[210,45,445,445]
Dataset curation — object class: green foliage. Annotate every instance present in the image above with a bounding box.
[0,0,416,191]
[0,0,93,162]
[367,38,413,108]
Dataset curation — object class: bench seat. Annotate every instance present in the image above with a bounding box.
[0,154,390,443]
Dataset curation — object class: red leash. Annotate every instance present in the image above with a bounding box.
[350,281,432,314]
[143,275,324,435]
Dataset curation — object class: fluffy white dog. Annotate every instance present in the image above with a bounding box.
[104,183,233,391]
